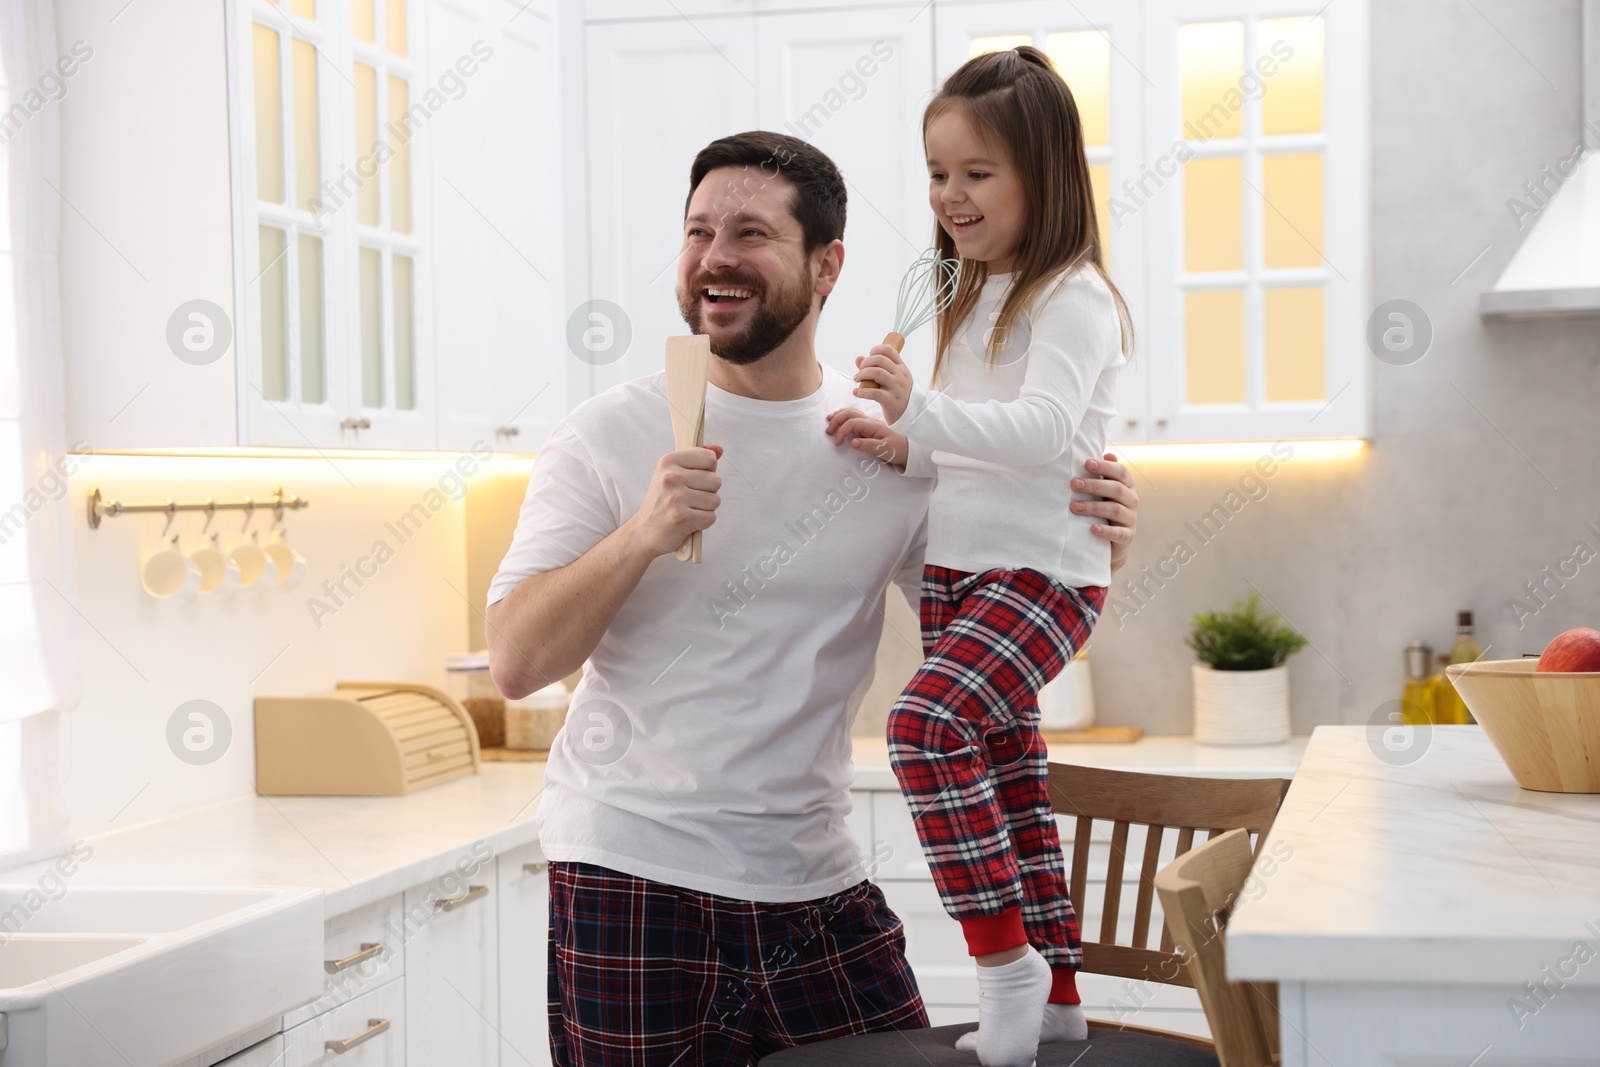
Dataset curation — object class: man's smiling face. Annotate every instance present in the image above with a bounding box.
[677,167,822,365]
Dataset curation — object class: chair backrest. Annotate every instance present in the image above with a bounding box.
[1045,763,1290,992]
[1155,828,1278,1067]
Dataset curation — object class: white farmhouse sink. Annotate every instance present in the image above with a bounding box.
[0,884,322,1067]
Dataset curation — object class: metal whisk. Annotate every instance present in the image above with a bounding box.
[883,249,960,353]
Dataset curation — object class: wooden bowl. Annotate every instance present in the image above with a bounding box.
[1445,658,1600,792]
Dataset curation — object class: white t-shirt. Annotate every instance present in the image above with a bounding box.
[893,267,1125,589]
[487,367,930,902]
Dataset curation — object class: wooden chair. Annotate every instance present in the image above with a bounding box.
[757,763,1290,1066]
[1154,828,1281,1067]
[1052,762,1288,1057]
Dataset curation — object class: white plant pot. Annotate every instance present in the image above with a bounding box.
[1039,651,1096,731]
[1192,662,1290,745]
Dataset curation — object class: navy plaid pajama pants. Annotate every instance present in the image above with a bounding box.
[546,861,928,1066]
[888,565,1105,1005]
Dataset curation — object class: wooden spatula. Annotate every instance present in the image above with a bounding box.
[664,334,711,563]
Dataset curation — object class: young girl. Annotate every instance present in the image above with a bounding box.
[827,46,1131,1067]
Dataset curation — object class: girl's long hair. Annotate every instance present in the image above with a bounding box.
[926,45,1133,381]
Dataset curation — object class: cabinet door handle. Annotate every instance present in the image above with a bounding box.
[522,862,548,875]
[435,884,489,912]
[340,417,372,431]
[496,425,521,437]
[324,1017,390,1054]
[324,942,383,975]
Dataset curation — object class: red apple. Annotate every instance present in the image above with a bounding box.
[1536,628,1600,672]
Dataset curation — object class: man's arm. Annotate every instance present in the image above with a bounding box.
[487,444,723,698]
[1075,452,1139,575]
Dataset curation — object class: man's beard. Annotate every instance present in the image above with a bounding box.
[677,266,813,366]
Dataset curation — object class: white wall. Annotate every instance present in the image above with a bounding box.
[56,452,505,839]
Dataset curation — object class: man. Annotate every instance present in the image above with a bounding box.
[486,131,1140,1067]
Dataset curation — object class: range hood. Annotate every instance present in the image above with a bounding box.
[1480,0,1600,319]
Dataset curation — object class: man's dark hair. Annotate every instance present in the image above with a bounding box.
[685,132,847,253]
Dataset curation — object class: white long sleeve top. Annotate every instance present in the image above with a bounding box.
[891,266,1126,589]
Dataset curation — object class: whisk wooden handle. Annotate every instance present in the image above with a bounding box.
[882,332,906,354]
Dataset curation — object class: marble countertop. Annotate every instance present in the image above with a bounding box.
[849,734,1308,790]
[7,734,1307,920]
[1228,725,1600,987]
[7,763,551,917]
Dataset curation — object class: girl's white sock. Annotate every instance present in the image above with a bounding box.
[957,1001,1089,1052]
[970,946,1052,1067]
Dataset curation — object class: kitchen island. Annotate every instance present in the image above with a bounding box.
[1228,725,1600,1065]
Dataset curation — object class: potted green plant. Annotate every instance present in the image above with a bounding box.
[1187,593,1309,744]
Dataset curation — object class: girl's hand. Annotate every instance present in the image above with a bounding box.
[825,407,909,469]
[1071,452,1139,575]
[852,344,914,424]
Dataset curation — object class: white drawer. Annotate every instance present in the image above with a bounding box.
[284,979,406,1067]
[285,894,405,1029]
[212,1034,285,1067]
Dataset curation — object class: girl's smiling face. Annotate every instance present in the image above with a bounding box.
[925,106,1027,274]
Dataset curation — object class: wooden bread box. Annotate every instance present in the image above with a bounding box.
[255,680,482,796]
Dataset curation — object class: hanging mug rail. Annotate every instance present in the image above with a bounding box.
[87,485,310,530]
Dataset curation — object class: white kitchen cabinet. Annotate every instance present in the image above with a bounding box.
[58,0,240,450]
[211,1033,286,1067]
[61,0,565,453]
[404,876,501,1065]
[497,843,554,1067]
[1140,0,1369,442]
[227,0,441,451]
[584,4,938,391]
[754,5,939,385]
[284,978,407,1066]
[284,893,407,1030]
[429,0,570,456]
[585,15,761,392]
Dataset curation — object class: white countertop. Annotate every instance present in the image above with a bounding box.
[1228,725,1600,987]
[8,734,1307,919]
[8,763,551,916]
[849,734,1308,790]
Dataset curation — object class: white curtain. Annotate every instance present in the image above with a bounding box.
[0,0,80,869]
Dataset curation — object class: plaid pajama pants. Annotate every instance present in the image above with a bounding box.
[888,566,1105,1005]
[547,861,929,1066]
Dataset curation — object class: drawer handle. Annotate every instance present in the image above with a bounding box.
[324,942,383,975]
[522,862,548,875]
[496,425,521,437]
[324,1017,389,1054]
[435,884,489,911]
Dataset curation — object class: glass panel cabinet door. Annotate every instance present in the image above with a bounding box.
[237,1,349,447]
[234,0,437,449]
[1144,0,1368,442]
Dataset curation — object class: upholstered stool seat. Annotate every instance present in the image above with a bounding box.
[758,1023,1222,1066]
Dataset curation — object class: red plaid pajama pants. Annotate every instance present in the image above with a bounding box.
[547,861,928,1066]
[888,565,1105,1006]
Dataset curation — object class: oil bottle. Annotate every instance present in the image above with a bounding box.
[1400,641,1434,725]
[1433,611,1483,725]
